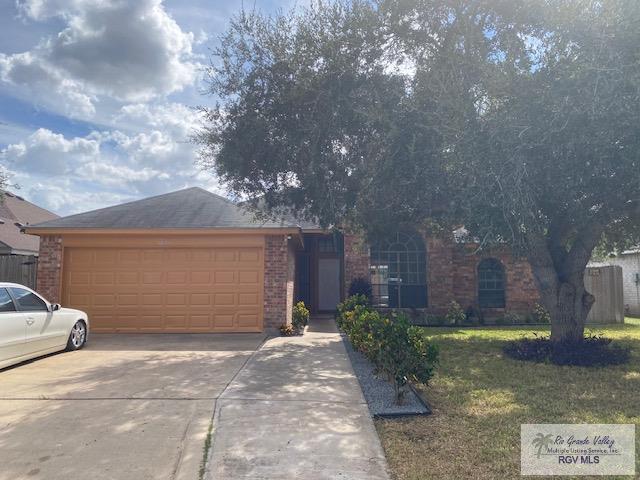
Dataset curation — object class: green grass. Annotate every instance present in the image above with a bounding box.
[375,319,640,480]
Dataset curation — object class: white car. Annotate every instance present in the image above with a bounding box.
[0,283,89,369]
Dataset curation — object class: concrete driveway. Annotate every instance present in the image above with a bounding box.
[0,333,265,480]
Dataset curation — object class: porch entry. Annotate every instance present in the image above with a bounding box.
[295,233,343,314]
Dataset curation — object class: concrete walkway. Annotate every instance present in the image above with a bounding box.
[206,318,390,480]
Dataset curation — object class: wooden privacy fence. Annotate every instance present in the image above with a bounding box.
[0,255,37,289]
[585,265,624,324]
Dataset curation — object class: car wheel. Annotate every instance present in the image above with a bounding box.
[66,321,87,351]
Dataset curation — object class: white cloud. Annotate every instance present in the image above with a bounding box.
[0,51,96,116]
[21,179,134,215]
[0,0,224,216]
[3,128,100,174]
[1,123,220,215]
[3,0,199,117]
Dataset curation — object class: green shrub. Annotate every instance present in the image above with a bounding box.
[337,296,439,404]
[292,301,310,332]
[373,314,439,402]
[531,303,551,324]
[279,324,297,336]
[445,301,466,325]
[336,294,370,328]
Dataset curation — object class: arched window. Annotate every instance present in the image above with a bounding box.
[478,258,506,308]
[370,230,427,308]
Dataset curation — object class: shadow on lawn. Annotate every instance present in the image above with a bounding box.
[375,324,640,480]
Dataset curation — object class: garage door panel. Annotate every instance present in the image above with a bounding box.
[239,249,260,262]
[166,293,187,306]
[69,271,91,285]
[118,250,140,263]
[189,314,211,329]
[141,293,162,305]
[190,293,211,305]
[94,294,116,307]
[142,251,164,263]
[117,294,139,306]
[214,271,235,283]
[63,245,264,333]
[238,271,259,283]
[239,293,259,306]
[214,293,235,306]
[118,272,139,284]
[95,250,118,264]
[139,315,164,330]
[143,272,163,284]
[166,315,187,329]
[94,272,115,285]
[237,312,261,327]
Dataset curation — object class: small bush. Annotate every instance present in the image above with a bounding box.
[292,301,310,332]
[348,277,372,300]
[503,334,630,366]
[445,301,466,325]
[337,295,439,404]
[336,294,369,328]
[279,324,297,336]
[531,303,551,324]
[465,305,482,325]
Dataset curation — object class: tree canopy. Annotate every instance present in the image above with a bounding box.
[198,0,640,345]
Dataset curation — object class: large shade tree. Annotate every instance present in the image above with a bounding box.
[198,0,640,350]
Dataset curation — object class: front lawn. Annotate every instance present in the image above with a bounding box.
[375,320,640,480]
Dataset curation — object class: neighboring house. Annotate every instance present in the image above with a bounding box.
[0,191,59,288]
[590,251,640,317]
[26,187,540,333]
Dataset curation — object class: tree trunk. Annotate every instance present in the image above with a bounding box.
[548,280,594,344]
[526,232,597,350]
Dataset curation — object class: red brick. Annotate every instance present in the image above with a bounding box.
[263,234,294,329]
[36,235,63,303]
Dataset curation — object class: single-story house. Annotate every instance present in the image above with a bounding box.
[27,187,540,333]
[0,191,59,288]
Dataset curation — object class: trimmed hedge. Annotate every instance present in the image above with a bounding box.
[337,296,439,403]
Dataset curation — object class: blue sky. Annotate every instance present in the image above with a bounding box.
[0,0,295,215]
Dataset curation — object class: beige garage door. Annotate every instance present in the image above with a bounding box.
[62,246,264,333]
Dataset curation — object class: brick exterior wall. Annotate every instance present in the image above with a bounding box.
[343,234,370,297]
[452,244,540,316]
[345,231,540,316]
[425,236,455,314]
[263,234,294,329]
[36,235,63,303]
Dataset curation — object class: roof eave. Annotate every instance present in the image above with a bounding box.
[24,227,303,237]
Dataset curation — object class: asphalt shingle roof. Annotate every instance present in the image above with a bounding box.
[30,187,319,230]
[0,191,59,254]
